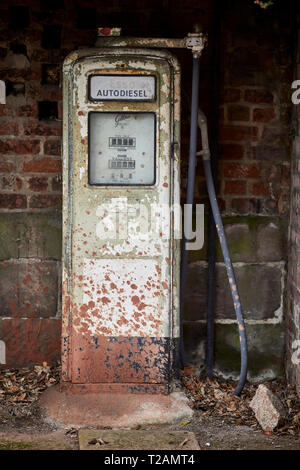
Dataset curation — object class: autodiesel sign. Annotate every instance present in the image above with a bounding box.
[89,74,156,101]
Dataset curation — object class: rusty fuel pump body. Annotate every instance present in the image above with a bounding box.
[60,30,207,395]
[61,46,182,393]
[39,30,247,426]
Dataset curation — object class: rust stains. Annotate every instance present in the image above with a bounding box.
[71,333,172,384]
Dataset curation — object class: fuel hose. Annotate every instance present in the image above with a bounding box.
[198,109,248,396]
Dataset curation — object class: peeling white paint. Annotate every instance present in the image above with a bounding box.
[62,49,181,382]
[77,258,169,337]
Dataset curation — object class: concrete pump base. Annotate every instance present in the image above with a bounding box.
[39,385,193,428]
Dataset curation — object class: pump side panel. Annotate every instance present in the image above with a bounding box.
[62,50,180,387]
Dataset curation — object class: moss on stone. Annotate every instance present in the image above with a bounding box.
[187,214,286,263]
[214,323,285,380]
[183,321,285,381]
[0,212,62,260]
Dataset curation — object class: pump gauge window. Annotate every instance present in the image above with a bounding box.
[89,112,156,185]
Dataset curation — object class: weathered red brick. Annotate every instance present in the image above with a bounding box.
[0,122,19,136]
[51,175,62,192]
[44,139,61,156]
[221,88,241,103]
[42,64,60,86]
[0,139,41,155]
[231,198,260,214]
[229,47,262,69]
[228,105,250,122]
[17,104,38,118]
[253,108,276,123]
[219,143,244,160]
[224,162,261,179]
[261,126,286,144]
[29,194,62,209]
[0,105,14,117]
[23,121,62,136]
[22,157,61,173]
[252,182,270,196]
[219,125,258,141]
[224,180,247,195]
[28,176,48,192]
[2,175,23,191]
[0,194,26,209]
[0,157,16,173]
[244,89,274,104]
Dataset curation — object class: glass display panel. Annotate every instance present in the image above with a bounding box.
[89,112,156,185]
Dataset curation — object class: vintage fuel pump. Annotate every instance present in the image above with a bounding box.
[61,37,186,394]
[53,27,247,424]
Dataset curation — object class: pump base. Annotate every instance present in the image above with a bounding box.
[60,381,170,395]
[39,384,193,428]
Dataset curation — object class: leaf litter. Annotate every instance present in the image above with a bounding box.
[0,363,60,423]
[0,362,299,439]
[180,366,300,435]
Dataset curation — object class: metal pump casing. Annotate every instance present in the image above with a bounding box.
[62,48,181,393]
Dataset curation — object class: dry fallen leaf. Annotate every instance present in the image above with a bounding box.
[179,437,189,447]
[180,419,191,427]
[16,393,26,401]
[180,371,300,436]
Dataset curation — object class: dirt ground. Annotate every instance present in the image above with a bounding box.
[0,409,300,451]
[0,364,300,450]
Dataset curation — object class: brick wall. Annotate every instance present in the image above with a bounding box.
[184,1,293,381]
[287,23,300,396]
[0,0,295,383]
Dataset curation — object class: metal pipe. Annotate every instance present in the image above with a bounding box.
[206,0,222,380]
[179,56,201,368]
[95,34,207,57]
[198,109,248,396]
[96,37,187,48]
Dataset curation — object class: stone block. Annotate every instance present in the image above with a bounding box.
[250,384,287,431]
[256,221,285,261]
[184,262,283,321]
[183,322,285,381]
[189,216,285,263]
[0,212,62,260]
[0,260,58,318]
[222,222,253,262]
[214,323,285,380]
[0,318,60,367]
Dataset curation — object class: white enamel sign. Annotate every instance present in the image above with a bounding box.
[89,75,156,101]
